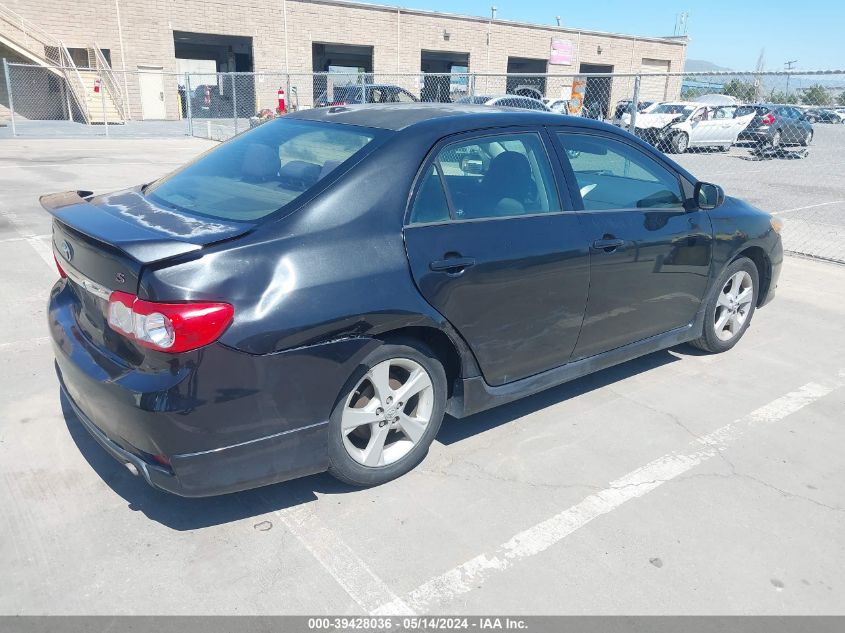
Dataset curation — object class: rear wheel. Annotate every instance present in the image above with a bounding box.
[327,340,447,486]
[690,257,759,354]
[801,129,813,146]
[669,132,689,154]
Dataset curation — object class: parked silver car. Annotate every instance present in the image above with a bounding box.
[455,95,551,111]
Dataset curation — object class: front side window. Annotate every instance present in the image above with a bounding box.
[431,132,560,220]
[557,133,685,211]
[147,119,381,221]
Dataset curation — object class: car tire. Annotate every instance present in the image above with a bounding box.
[669,132,689,154]
[327,339,447,487]
[689,257,759,354]
[801,130,813,146]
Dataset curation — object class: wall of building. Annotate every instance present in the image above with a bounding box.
[2,0,686,120]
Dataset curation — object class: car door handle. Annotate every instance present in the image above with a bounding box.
[429,256,476,273]
[591,238,625,253]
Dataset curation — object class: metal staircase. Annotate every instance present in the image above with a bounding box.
[0,3,125,123]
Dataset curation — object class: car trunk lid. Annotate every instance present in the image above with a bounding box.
[44,189,253,360]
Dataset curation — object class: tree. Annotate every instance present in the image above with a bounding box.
[801,84,832,106]
[768,90,800,104]
[721,78,757,102]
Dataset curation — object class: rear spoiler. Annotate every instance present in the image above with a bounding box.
[41,189,250,265]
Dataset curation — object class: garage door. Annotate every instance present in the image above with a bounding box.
[640,58,670,101]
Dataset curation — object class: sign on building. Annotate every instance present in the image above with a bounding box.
[550,38,573,66]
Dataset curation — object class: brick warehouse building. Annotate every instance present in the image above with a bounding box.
[1,0,686,122]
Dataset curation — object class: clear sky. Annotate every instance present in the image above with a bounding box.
[358,0,844,70]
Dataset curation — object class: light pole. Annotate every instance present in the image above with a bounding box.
[485,6,496,92]
[785,59,798,97]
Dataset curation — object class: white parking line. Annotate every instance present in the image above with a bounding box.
[373,377,839,615]
[0,205,54,270]
[772,200,844,215]
[271,503,415,615]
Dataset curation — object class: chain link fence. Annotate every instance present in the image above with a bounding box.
[2,60,844,264]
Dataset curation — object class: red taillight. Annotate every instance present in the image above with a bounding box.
[107,291,234,353]
[54,255,67,279]
[761,113,776,125]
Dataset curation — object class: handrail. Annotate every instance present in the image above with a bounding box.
[0,2,59,58]
[58,41,91,123]
[0,2,91,123]
[92,43,126,121]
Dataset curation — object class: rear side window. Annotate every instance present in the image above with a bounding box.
[147,119,381,220]
[409,166,450,224]
[430,132,560,220]
[558,133,685,211]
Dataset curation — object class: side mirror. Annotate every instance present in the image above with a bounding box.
[695,182,725,210]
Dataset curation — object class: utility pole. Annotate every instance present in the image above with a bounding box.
[785,59,798,97]
[485,6,496,92]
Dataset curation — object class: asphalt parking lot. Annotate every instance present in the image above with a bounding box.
[1,134,844,615]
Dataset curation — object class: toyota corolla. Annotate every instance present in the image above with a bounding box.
[47,104,783,496]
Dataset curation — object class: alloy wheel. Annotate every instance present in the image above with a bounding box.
[341,358,434,467]
[714,271,754,342]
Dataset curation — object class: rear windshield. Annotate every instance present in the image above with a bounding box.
[736,105,769,116]
[146,119,382,221]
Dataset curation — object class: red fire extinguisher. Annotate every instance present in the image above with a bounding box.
[93,78,101,94]
[204,85,211,108]
[277,87,286,114]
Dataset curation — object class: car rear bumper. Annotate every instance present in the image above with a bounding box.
[50,280,379,496]
[738,128,773,143]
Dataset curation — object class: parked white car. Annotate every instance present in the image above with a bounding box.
[632,102,755,153]
[618,101,659,127]
[542,98,574,114]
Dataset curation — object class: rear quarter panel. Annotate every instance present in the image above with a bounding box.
[139,130,478,372]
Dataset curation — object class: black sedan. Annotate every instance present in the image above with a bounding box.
[46,104,783,496]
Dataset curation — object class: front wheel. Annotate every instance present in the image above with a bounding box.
[690,257,759,354]
[327,340,447,486]
[669,132,689,154]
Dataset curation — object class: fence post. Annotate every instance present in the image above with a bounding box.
[99,71,109,137]
[629,75,641,134]
[231,73,238,135]
[3,58,17,136]
[185,72,193,137]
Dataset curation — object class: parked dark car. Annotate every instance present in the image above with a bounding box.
[803,108,844,124]
[46,104,783,496]
[612,99,655,121]
[315,83,418,106]
[737,104,814,148]
[454,95,551,111]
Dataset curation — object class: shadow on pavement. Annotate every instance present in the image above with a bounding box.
[61,346,685,530]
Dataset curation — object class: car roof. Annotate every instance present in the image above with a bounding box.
[288,103,574,131]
